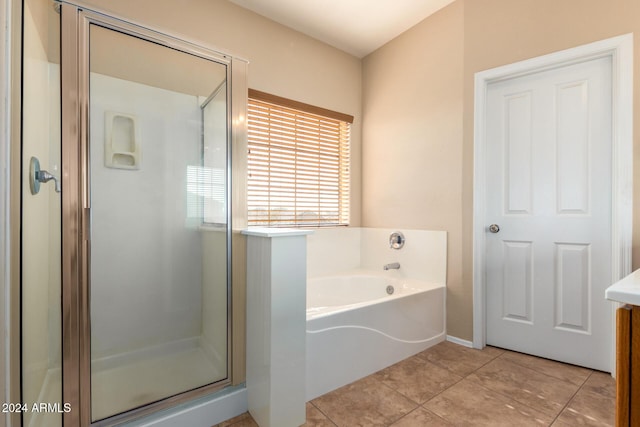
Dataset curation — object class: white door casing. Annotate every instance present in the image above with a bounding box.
[473,35,633,372]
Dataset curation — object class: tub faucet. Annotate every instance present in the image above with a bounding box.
[383,262,400,271]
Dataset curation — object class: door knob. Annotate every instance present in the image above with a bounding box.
[488,224,500,233]
[29,157,61,194]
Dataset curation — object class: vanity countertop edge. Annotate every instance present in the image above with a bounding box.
[606,268,640,306]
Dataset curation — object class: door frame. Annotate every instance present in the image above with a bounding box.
[0,0,10,424]
[472,34,634,366]
[2,0,22,425]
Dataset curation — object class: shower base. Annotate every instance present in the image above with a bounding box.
[27,338,225,425]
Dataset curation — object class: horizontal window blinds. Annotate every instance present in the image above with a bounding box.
[247,91,351,227]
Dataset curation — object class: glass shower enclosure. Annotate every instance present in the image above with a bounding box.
[21,1,238,425]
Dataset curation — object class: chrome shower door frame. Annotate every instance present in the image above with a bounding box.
[60,3,237,425]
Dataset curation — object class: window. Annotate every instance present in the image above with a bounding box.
[247,90,352,227]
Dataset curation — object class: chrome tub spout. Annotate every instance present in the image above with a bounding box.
[383,262,400,270]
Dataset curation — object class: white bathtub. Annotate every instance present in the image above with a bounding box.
[305,269,445,400]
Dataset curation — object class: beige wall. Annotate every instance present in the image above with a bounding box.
[364,0,640,341]
[78,0,363,226]
[362,3,465,337]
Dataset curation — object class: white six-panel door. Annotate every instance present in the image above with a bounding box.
[485,56,613,371]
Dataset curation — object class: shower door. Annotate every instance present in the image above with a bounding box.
[21,0,62,426]
[59,4,233,425]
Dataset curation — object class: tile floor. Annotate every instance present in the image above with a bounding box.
[215,341,615,427]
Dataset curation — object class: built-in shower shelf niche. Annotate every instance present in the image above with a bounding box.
[105,111,141,169]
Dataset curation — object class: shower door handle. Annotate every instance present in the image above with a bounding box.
[30,156,61,194]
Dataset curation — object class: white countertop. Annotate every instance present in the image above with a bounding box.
[605,269,640,306]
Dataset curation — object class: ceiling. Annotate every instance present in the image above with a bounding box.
[227,0,456,58]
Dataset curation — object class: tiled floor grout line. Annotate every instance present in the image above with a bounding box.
[471,349,598,427]
[374,375,425,420]
[497,351,594,384]
[547,370,595,426]
[368,367,459,427]
[423,349,613,427]
[472,347,505,367]
[309,401,338,427]
[389,406,425,426]
[415,348,508,424]
[448,349,584,426]
[394,404,451,426]
[457,375,570,426]
[422,347,503,392]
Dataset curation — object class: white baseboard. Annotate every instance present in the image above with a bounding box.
[446,335,473,348]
